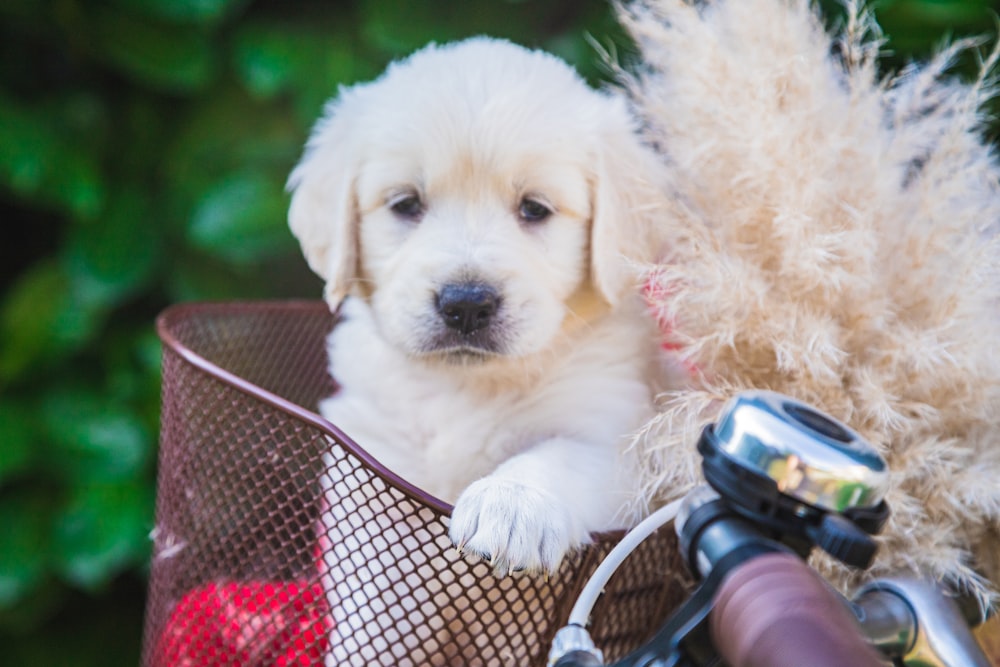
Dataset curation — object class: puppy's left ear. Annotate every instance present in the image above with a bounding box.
[590,98,665,305]
[287,94,364,308]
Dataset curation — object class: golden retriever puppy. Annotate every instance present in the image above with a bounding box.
[288,36,669,663]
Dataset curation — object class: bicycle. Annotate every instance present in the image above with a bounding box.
[548,391,993,667]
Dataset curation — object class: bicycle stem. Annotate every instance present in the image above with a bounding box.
[852,578,992,667]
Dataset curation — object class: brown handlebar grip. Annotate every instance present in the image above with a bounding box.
[710,552,883,667]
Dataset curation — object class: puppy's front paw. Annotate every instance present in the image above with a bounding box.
[448,478,582,575]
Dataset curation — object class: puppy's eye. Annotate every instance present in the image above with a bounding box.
[518,197,553,224]
[389,193,425,221]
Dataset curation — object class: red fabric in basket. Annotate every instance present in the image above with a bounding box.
[157,580,331,667]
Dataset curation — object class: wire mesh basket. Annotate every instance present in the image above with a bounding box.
[142,301,688,667]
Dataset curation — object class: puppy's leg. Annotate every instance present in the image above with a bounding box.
[449,438,634,574]
[320,448,483,667]
[319,450,383,666]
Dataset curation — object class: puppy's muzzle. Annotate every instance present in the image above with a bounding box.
[435,283,500,335]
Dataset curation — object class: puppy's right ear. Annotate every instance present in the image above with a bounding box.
[287,95,363,308]
[590,97,666,306]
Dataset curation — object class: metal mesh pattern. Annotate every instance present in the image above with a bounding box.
[143,301,688,666]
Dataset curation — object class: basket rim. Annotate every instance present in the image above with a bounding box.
[156,299,455,517]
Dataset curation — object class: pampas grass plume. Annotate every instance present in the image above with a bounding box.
[620,0,1000,606]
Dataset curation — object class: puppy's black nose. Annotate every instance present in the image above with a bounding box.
[436,283,500,334]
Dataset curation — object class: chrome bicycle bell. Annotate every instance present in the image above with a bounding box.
[697,391,890,568]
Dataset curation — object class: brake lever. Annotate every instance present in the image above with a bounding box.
[609,541,787,667]
[630,574,720,667]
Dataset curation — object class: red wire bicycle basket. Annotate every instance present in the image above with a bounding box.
[142,301,688,667]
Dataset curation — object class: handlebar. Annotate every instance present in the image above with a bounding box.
[548,393,992,667]
[710,551,884,667]
[550,549,994,667]
[550,547,885,667]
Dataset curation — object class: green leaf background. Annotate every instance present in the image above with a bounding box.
[0,0,995,664]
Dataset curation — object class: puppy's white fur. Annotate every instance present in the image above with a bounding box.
[289,37,669,662]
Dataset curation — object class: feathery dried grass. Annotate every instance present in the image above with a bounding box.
[619,0,1000,606]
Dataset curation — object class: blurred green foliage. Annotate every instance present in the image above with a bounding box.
[0,0,995,664]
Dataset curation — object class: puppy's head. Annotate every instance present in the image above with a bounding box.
[288,37,660,364]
